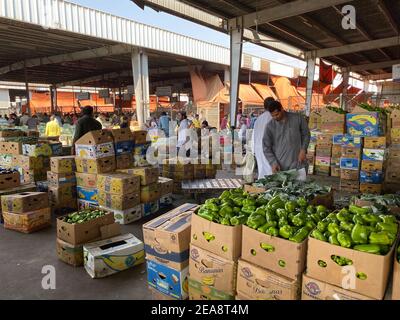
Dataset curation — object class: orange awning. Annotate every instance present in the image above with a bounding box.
[251,83,277,100]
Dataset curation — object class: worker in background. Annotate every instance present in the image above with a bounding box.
[120,115,129,129]
[220,114,228,130]
[159,111,170,137]
[20,112,29,126]
[26,114,40,131]
[249,112,258,129]
[45,115,61,137]
[72,106,102,151]
[0,115,8,126]
[252,98,274,179]
[54,113,63,127]
[263,100,310,181]
[192,114,201,129]
[96,113,105,128]
[176,111,190,157]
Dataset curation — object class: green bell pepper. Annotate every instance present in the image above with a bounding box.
[328,223,341,234]
[255,207,266,216]
[292,214,306,227]
[265,211,277,223]
[197,209,216,222]
[297,197,308,208]
[305,220,316,231]
[289,227,310,243]
[337,232,352,248]
[256,196,268,206]
[329,234,340,246]
[352,214,365,225]
[317,221,328,233]
[324,231,332,239]
[379,215,397,224]
[243,198,256,207]
[230,215,247,226]
[311,230,327,242]
[220,217,231,226]
[337,209,351,222]
[331,255,353,266]
[266,227,279,237]
[362,214,380,224]
[311,213,322,223]
[219,205,233,217]
[205,203,219,213]
[279,225,294,239]
[285,201,297,213]
[306,205,315,215]
[376,222,398,236]
[278,217,288,228]
[233,207,241,214]
[276,208,288,219]
[232,197,244,207]
[219,190,230,199]
[351,223,370,245]
[340,221,354,232]
[353,244,381,255]
[316,205,327,215]
[247,214,267,229]
[349,205,369,215]
[369,231,395,246]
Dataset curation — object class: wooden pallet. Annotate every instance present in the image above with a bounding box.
[181,178,243,194]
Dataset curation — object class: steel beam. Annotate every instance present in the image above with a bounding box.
[305,58,316,116]
[229,26,243,128]
[366,73,393,81]
[346,60,400,72]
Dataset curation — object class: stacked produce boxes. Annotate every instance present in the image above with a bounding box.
[339,135,363,193]
[384,112,400,192]
[330,135,342,177]
[133,130,151,167]
[47,156,77,212]
[162,159,194,194]
[144,204,197,300]
[360,137,386,194]
[319,107,346,134]
[97,173,141,225]
[306,132,317,175]
[112,128,134,170]
[315,134,332,176]
[158,177,174,209]
[1,192,50,233]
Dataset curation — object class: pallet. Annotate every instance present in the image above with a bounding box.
[181,178,243,194]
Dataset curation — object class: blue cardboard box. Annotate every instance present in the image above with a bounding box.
[340,158,360,170]
[115,140,134,155]
[346,112,383,137]
[332,134,345,145]
[142,200,159,217]
[77,186,98,203]
[133,142,151,156]
[360,171,384,184]
[362,149,385,162]
[146,259,189,300]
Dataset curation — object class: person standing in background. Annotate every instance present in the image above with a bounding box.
[249,112,257,129]
[192,114,201,129]
[42,113,50,123]
[176,111,190,156]
[26,114,40,131]
[45,115,61,137]
[72,106,102,149]
[220,114,228,130]
[20,112,29,126]
[159,112,170,137]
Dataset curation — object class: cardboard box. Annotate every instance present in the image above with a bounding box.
[133,155,148,167]
[141,183,161,203]
[159,194,173,208]
[116,153,133,169]
[320,122,346,134]
[115,141,134,155]
[191,212,242,261]
[341,135,363,148]
[346,112,385,137]
[142,200,160,217]
[315,156,331,167]
[13,155,43,170]
[21,168,47,184]
[320,108,345,124]
[388,147,400,160]
[75,142,115,159]
[118,166,159,186]
[340,179,359,192]
[364,136,386,149]
[237,259,300,300]
[49,185,77,204]
[332,134,345,145]
[97,173,140,195]
[330,157,340,166]
[301,274,375,300]
[359,183,382,194]
[56,238,83,267]
[189,244,237,294]
[243,184,266,194]
[362,149,385,162]
[330,166,340,177]
[315,147,332,157]
[306,235,394,299]
[340,169,360,181]
[75,172,97,188]
[360,171,384,184]
[391,128,400,139]
[0,141,22,155]
[340,158,360,170]
[316,134,333,147]
[341,146,361,159]
[84,233,145,278]
[23,142,61,157]
[56,211,119,245]
[149,286,178,300]
[1,191,48,213]
[0,129,24,138]
[392,258,400,300]
[386,170,400,184]
[98,191,140,210]
[47,171,76,187]
[188,278,235,300]
[75,129,113,145]
[361,160,383,172]
[77,186,98,203]
[100,205,142,225]
[241,225,307,280]
[133,142,151,156]
[391,109,400,128]
[77,199,99,211]
[147,259,189,300]
[3,207,51,233]
[331,145,342,157]
[0,154,14,168]
[133,130,148,144]
[75,156,116,174]
[50,156,76,173]
[111,128,133,143]
[0,171,20,190]
[163,170,194,181]
[158,177,174,196]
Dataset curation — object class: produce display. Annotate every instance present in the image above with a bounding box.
[351,194,400,215]
[358,102,388,114]
[7,136,38,144]
[311,205,398,256]
[327,105,347,114]
[60,209,108,224]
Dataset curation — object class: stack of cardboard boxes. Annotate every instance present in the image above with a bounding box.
[360,137,386,194]
[144,204,197,300]
[133,131,151,167]
[319,108,346,135]
[315,134,332,176]
[97,173,141,225]
[75,130,116,209]
[158,177,174,209]
[1,192,50,233]
[112,128,135,170]
[339,135,363,193]
[330,135,342,177]
[47,156,77,212]
[384,111,400,192]
[306,132,317,175]
[162,159,194,194]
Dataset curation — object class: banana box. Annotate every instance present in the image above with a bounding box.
[56,237,84,267]
[188,278,234,300]
[237,259,300,300]
[0,141,22,155]
[133,130,148,145]
[1,191,48,213]
[362,149,386,162]
[116,154,134,170]
[189,244,237,294]
[47,171,76,187]
[341,135,363,148]
[100,205,142,225]
[0,129,24,138]
[13,155,43,170]
[0,154,14,168]
[115,141,134,155]
[346,112,384,137]
[360,171,384,184]
[143,203,197,270]
[84,233,145,278]
[146,259,189,300]
[364,136,386,149]
[149,286,179,300]
[48,185,77,205]
[118,166,159,186]
[78,199,99,211]
[77,186,98,203]
[21,168,47,184]
[75,156,116,174]
[111,128,134,143]
[158,177,173,196]
[22,143,56,157]
[133,142,151,156]
[0,171,20,190]
[142,200,160,217]
[50,156,76,173]
[340,158,360,170]
[140,183,161,203]
[97,173,140,195]
[98,191,140,210]
[159,194,173,209]
[3,207,51,233]
[75,172,97,188]
[75,142,115,159]
[133,154,148,167]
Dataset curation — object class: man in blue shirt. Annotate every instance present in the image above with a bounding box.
[159,112,170,137]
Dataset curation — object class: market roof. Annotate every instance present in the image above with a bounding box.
[136,0,400,78]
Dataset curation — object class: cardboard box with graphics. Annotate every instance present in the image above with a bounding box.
[158,177,174,196]
[340,180,360,193]
[143,203,196,270]
[1,192,48,213]
[77,199,99,211]
[100,205,142,225]
[364,136,386,149]
[50,156,76,173]
[111,128,133,143]
[56,238,84,267]
[47,171,76,187]
[340,158,360,170]
[75,129,113,145]
[77,186,98,203]
[0,171,20,190]
[23,142,62,157]
[361,160,384,172]
[97,173,140,195]
[362,149,386,162]
[0,154,14,168]
[236,259,300,300]
[142,200,160,217]
[75,157,116,174]
[340,169,360,181]
[48,185,77,203]
[341,146,361,159]
[118,166,159,186]
[84,233,145,278]
[75,172,97,188]
[75,142,115,159]
[141,183,161,203]
[159,194,173,208]
[189,244,237,294]
[20,168,47,184]
[149,286,178,300]
[190,212,242,261]
[3,207,51,233]
[0,141,22,155]
[13,155,43,170]
[306,236,395,300]
[188,278,234,300]
[98,191,140,210]
[346,111,385,137]
[133,130,148,144]
[241,225,307,280]
[146,259,189,300]
[359,171,384,184]
[115,141,134,155]
[133,142,151,156]
[116,154,134,170]
[359,183,382,194]
[301,274,375,300]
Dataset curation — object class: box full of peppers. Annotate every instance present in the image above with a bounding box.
[307,205,399,300]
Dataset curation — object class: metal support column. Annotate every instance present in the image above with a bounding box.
[342,70,350,111]
[229,24,243,128]
[132,49,150,129]
[50,85,55,114]
[24,66,30,115]
[224,67,230,86]
[305,57,316,116]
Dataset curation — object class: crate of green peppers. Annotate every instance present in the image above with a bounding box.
[306,205,398,300]
[60,209,109,224]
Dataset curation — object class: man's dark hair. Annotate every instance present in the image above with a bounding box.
[82,106,94,116]
[202,120,209,127]
[264,97,276,110]
[265,100,283,113]
[161,112,167,116]
[179,111,187,119]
